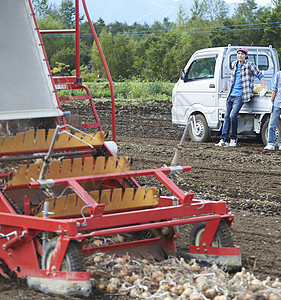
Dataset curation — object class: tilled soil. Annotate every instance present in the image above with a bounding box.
[0,99,280,299]
[104,99,280,274]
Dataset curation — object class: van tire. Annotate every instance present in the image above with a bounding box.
[188,114,210,142]
[261,119,281,146]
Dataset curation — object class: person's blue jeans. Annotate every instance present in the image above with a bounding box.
[220,95,243,142]
[267,105,281,146]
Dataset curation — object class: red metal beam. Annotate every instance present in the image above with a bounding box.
[53,77,77,84]
[75,0,80,79]
[154,169,193,205]
[81,0,116,142]
[73,200,231,231]
[75,213,232,239]
[0,213,78,236]
[40,29,76,34]
[189,245,241,255]
[29,166,192,188]
[67,179,105,216]
[82,237,162,255]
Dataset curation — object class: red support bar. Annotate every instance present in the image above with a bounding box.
[53,77,77,84]
[73,201,231,232]
[189,245,241,256]
[82,237,162,255]
[82,84,103,131]
[67,179,105,216]
[58,83,103,131]
[75,214,232,239]
[75,0,80,79]
[59,95,91,101]
[34,1,116,139]
[81,123,100,128]
[0,213,78,236]
[154,170,193,205]
[40,29,76,34]
[24,196,30,216]
[29,166,192,189]
[3,234,25,251]
[199,219,220,247]
[82,0,116,142]
[48,235,70,272]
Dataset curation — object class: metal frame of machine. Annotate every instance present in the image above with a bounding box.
[0,0,241,296]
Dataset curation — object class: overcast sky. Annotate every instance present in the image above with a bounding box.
[224,0,271,3]
[49,0,274,25]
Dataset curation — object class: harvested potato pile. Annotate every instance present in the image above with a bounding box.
[85,252,281,299]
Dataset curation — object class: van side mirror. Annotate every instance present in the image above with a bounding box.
[180,69,185,80]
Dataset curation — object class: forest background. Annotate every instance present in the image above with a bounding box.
[32,0,281,100]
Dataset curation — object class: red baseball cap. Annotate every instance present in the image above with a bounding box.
[237,46,248,55]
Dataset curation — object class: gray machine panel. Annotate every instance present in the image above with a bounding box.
[0,0,63,120]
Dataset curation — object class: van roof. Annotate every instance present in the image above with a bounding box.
[194,45,274,54]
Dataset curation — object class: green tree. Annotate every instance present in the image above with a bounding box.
[130,36,151,77]
[32,0,51,18]
[90,29,114,79]
[107,21,130,34]
[38,16,72,69]
[90,31,134,80]
[230,0,263,45]
[200,0,228,22]
[143,34,177,81]
[262,1,281,56]
[94,18,106,36]
[31,0,281,82]
[51,47,75,73]
[59,0,75,28]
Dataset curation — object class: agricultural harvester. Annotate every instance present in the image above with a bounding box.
[0,0,241,296]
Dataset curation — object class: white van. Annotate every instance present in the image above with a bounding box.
[172,45,280,145]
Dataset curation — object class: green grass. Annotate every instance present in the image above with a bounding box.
[57,79,174,101]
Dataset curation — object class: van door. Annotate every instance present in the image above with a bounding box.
[172,52,219,130]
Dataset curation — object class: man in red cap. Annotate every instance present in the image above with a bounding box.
[216,46,266,147]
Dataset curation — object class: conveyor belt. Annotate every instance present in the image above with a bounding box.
[0,0,63,121]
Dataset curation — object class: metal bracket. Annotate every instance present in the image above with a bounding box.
[36,179,55,189]
[38,124,96,181]
[168,166,183,175]
[0,230,19,241]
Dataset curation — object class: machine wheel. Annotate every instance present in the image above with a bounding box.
[188,114,210,142]
[190,220,234,247]
[42,238,85,272]
[261,119,281,146]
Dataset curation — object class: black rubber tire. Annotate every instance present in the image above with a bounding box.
[261,119,281,146]
[42,238,85,272]
[190,220,234,247]
[188,114,210,142]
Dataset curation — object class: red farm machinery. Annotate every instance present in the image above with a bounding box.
[0,0,241,296]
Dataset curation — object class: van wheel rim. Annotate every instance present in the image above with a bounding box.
[193,121,205,138]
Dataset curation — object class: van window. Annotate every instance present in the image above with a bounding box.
[186,57,216,81]
[230,54,269,70]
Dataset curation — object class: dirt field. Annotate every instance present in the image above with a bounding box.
[0,99,280,299]
[103,99,281,277]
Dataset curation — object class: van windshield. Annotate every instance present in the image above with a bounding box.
[186,57,216,81]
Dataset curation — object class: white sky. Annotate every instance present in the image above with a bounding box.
[48,0,274,24]
[224,0,272,4]
[51,0,273,5]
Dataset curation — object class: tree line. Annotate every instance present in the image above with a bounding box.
[32,0,281,82]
